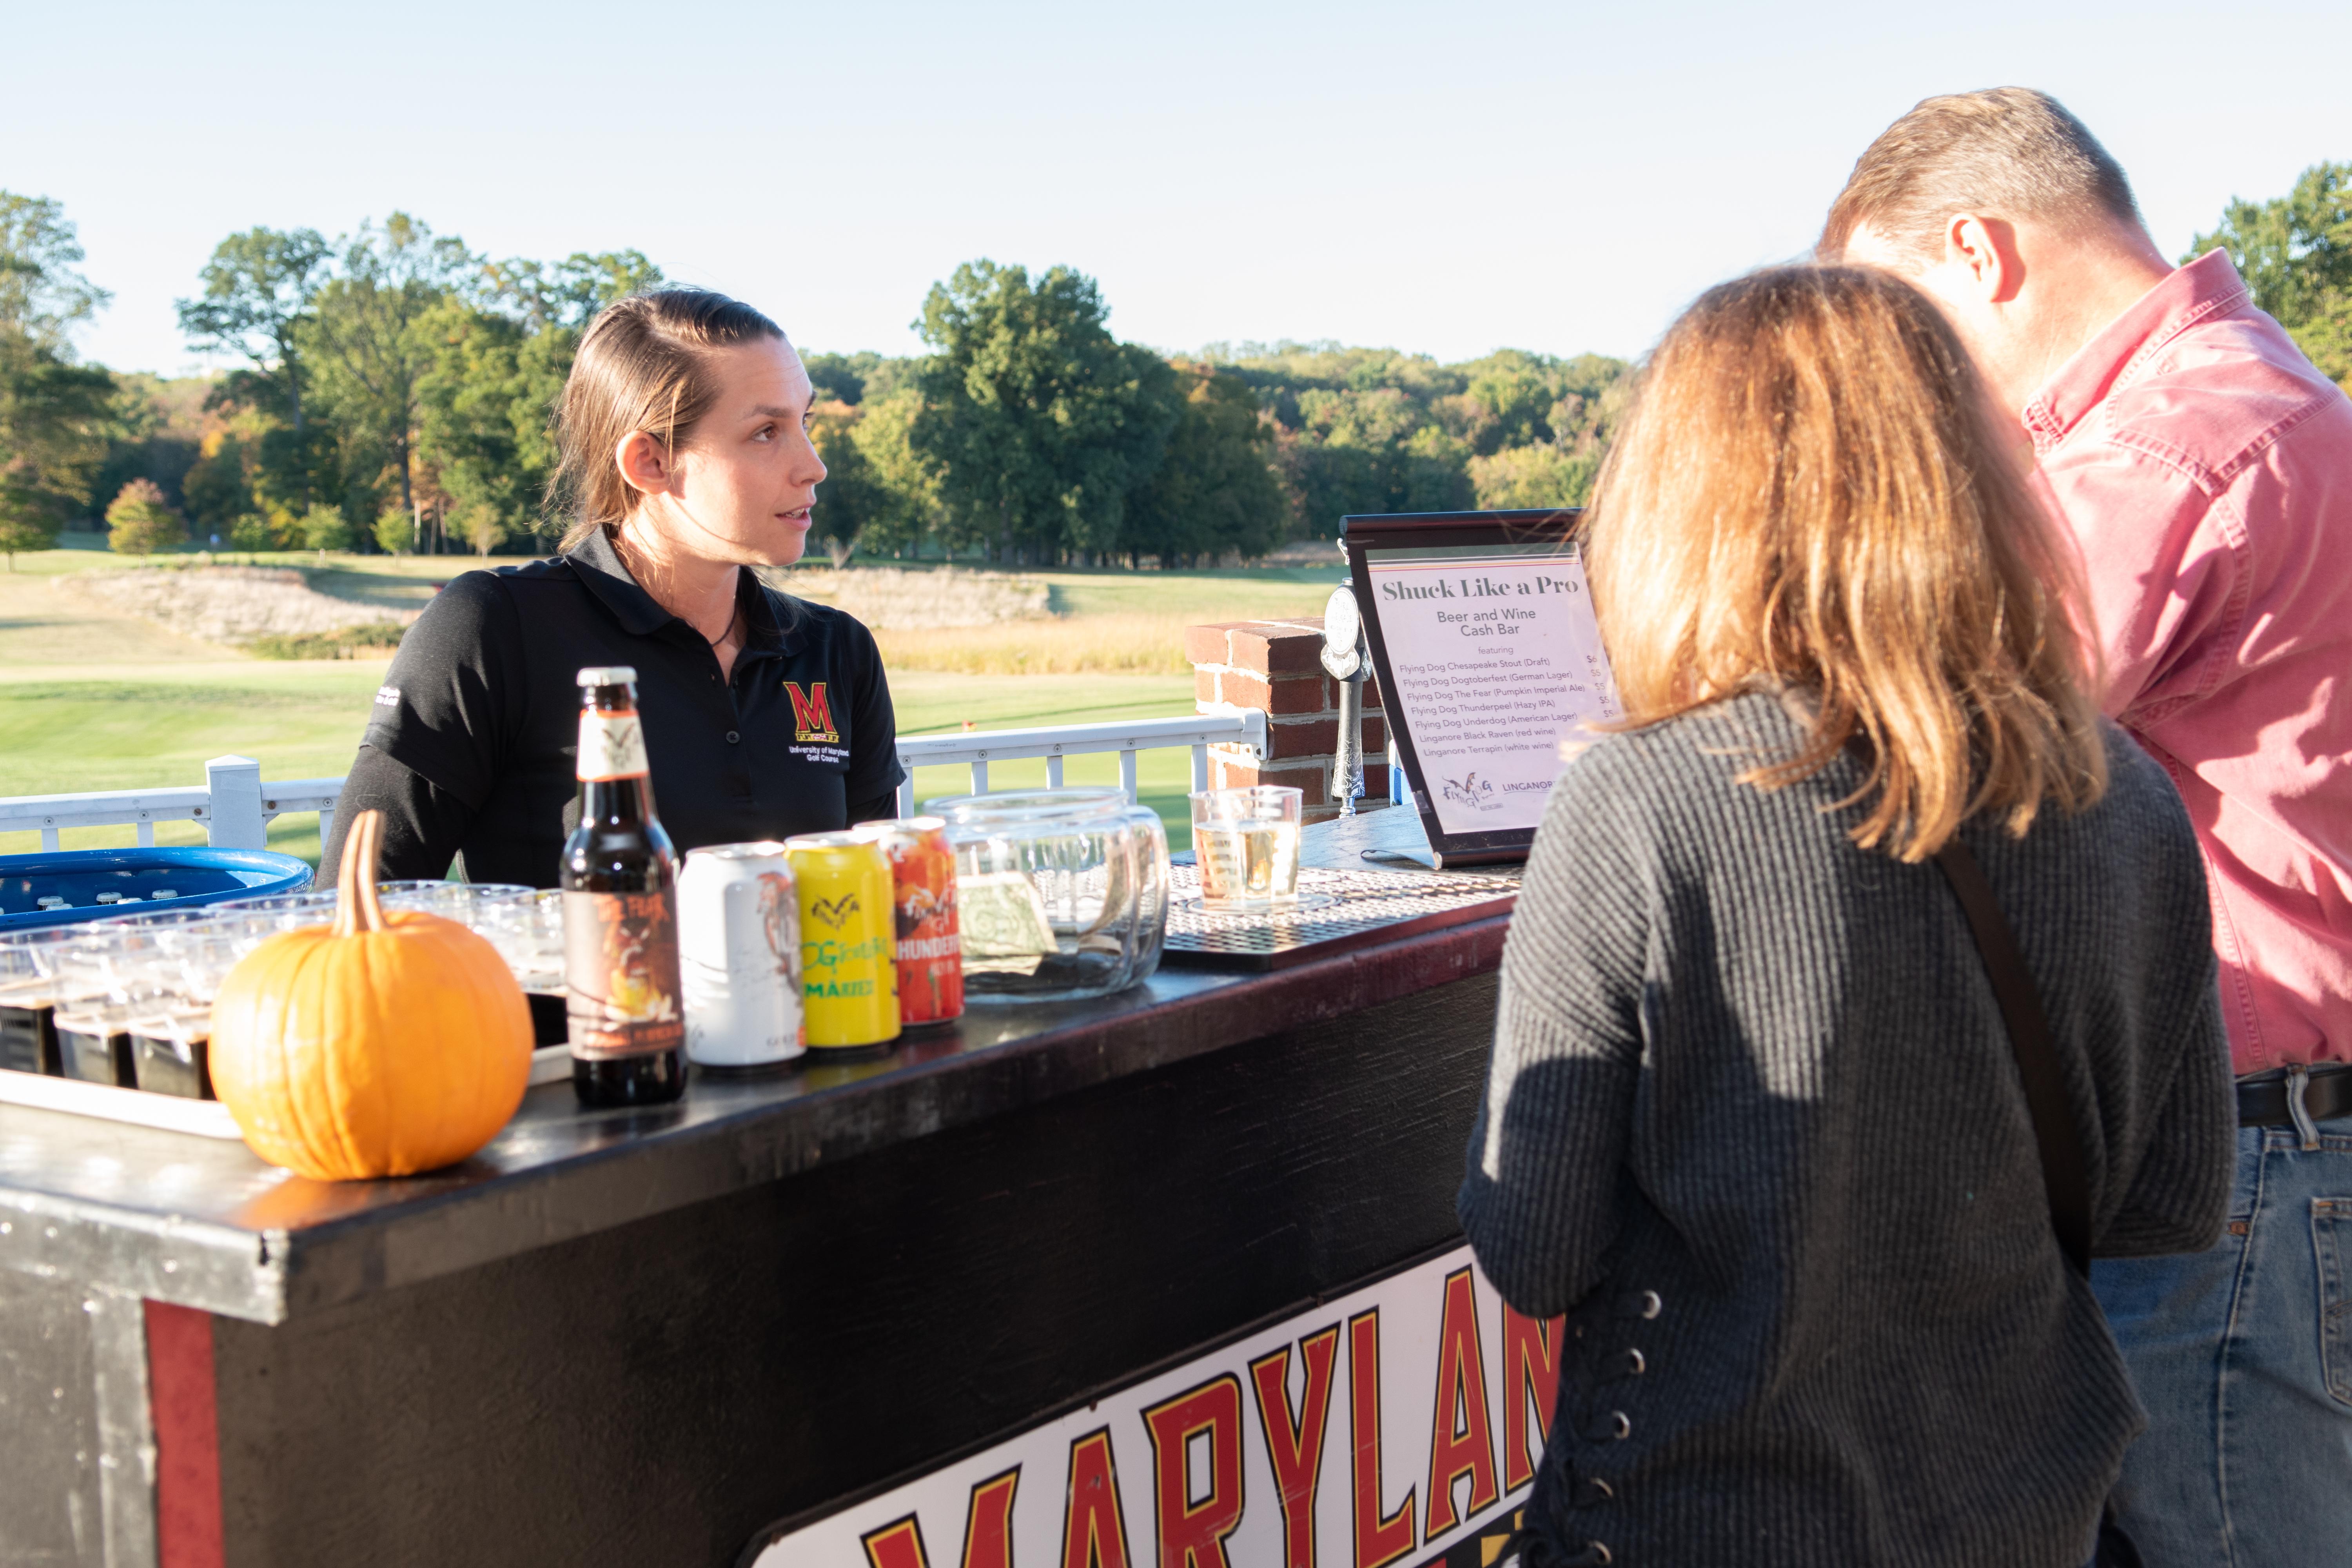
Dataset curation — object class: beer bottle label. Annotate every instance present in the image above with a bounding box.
[565,889,686,1059]
[577,710,648,781]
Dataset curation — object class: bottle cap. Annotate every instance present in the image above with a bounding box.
[577,666,637,687]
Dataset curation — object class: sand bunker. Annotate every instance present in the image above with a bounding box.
[759,566,1051,630]
[56,566,419,647]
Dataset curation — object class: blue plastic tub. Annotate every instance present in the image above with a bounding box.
[0,847,313,932]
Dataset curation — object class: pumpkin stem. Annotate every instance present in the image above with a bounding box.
[334,809,390,936]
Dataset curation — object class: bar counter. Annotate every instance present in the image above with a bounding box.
[0,809,1518,1568]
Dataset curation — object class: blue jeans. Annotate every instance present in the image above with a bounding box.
[2092,1110,2352,1566]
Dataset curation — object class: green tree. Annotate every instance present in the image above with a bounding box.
[804,350,887,406]
[420,249,661,552]
[1123,363,1287,564]
[304,214,473,531]
[910,261,1180,564]
[0,192,110,352]
[449,496,506,555]
[177,228,330,506]
[0,193,114,561]
[300,503,355,552]
[227,512,275,558]
[474,250,661,331]
[808,402,888,565]
[846,387,944,558]
[0,330,113,557]
[2192,162,2352,387]
[0,489,60,565]
[1467,444,1601,510]
[181,432,256,532]
[372,506,413,555]
[106,478,186,556]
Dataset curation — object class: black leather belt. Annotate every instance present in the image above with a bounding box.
[2237,1064,2352,1127]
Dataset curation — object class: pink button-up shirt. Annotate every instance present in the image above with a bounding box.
[2027,248,2352,1074]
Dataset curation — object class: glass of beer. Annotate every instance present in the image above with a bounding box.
[1189,785,1303,909]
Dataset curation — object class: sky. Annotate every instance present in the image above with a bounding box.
[9,0,2349,377]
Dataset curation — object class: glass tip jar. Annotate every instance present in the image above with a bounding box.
[924,788,1168,1004]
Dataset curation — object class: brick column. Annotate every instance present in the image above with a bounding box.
[1185,618,1389,823]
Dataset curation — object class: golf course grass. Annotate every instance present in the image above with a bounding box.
[0,543,1343,862]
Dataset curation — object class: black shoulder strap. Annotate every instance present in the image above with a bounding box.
[1934,839,2094,1276]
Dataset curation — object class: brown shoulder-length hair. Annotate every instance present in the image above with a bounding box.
[1584,265,2105,861]
[547,289,785,550]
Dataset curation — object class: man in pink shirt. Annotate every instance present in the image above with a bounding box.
[1823,89,2352,1565]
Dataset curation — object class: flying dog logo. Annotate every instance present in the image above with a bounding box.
[785,681,840,743]
[1442,772,1500,811]
[809,892,860,931]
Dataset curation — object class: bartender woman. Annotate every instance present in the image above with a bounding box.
[321,289,903,886]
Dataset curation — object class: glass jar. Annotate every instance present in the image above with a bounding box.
[928,788,1169,1004]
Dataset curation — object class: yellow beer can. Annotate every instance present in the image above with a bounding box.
[782,832,901,1049]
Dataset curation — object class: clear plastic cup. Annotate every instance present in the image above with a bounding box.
[1187,785,1304,909]
[474,889,564,992]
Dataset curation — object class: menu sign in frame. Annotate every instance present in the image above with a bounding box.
[1344,509,1619,867]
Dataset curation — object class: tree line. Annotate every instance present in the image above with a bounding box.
[3,163,2347,570]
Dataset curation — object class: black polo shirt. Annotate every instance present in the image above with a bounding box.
[326,530,903,887]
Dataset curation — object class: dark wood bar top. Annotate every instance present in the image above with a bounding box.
[0,807,1513,1325]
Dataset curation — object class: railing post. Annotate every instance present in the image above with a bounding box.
[1119,750,1138,804]
[896,774,915,817]
[203,756,268,850]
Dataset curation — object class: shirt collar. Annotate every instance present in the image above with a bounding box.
[564,526,804,656]
[564,526,673,636]
[2021,248,2250,454]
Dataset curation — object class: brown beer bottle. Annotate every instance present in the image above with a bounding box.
[563,666,688,1106]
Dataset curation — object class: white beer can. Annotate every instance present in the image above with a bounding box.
[677,841,805,1069]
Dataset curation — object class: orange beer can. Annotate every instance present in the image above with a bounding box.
[863,818,964,1027]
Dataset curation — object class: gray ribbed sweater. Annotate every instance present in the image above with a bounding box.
[1457,692,2234,1568]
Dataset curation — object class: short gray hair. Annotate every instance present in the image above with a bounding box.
[1819,88,2141,262]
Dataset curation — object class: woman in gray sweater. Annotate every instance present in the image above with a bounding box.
[1458,267,2234,1568]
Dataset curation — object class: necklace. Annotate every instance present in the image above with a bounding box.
[705,603,742,649]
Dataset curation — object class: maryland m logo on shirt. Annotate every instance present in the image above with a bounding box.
[785,681,840,744]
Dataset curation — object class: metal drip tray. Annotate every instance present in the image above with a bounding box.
[1161,862,1518,971]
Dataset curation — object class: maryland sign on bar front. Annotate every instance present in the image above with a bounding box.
[743,1249,1563,1568]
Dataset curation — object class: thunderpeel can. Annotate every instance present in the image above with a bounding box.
[677,842,805,1070]
[782,832,901,1049]
[863,818,964,1028]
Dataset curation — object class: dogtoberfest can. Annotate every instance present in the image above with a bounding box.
[677,842,805,1069]
[782,832,900,1049]
[864,818,964,1027]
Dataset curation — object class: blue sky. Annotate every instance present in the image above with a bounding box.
[9,0,2348,375]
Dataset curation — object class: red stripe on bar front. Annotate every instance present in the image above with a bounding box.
[145,1300,225,1568]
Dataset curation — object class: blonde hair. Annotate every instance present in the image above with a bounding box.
[1585,265,2105,861]
[548,289,784,550]
[1819,87,2141,262]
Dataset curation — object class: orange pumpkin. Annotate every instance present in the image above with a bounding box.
[209,809,534,1180]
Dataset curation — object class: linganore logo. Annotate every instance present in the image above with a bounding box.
[1442,772,1499,811]
[786,680,840,743]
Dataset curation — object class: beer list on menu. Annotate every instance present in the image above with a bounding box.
[1367,542,1620,837]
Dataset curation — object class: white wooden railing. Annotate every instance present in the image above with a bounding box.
[890,708,1265,817]
[0,710,1269,855]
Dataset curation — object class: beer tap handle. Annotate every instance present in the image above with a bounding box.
[1320,585,1372,818]
[1334,678,1364,817]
